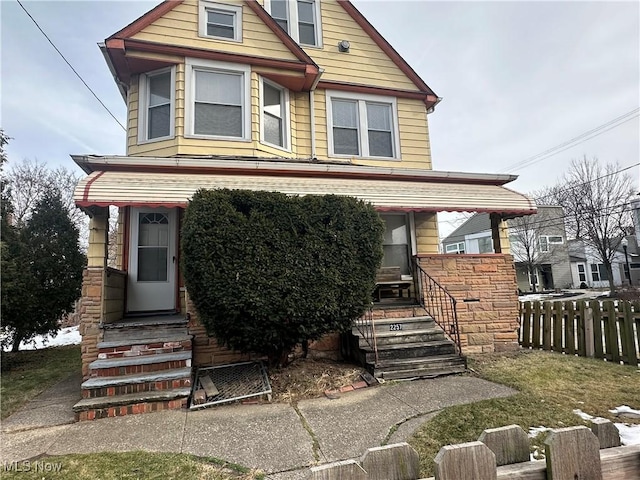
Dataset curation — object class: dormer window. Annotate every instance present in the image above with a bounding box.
[199,1,243,42]
[266,0,322,47]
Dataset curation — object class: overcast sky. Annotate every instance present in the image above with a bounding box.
[1,0,639,234]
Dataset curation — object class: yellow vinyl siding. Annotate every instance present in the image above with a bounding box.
[310,1,420,91]
[415,212,439,254]
[130,0,299,62]
[311,91,431,169]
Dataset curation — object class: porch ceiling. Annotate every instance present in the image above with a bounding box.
[74,170,536,215]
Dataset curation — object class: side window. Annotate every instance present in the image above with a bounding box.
[199,1,242,41]
[327,91,399,159]
[261,79,289,150]
[138,68,175,143]
[539,236,549,253]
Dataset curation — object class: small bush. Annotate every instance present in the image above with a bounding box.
[182,189,384,365]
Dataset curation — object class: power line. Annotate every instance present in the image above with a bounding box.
[500,108,640,173]
[16,0,126,132]
[533,162,640,202]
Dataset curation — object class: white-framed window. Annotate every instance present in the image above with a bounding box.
[260,78,290,150]
[199,1,242,41]
[590,263,609,282]
[326,91,400,159]
[138,67,175,143]
[264,0,322,46]
[445,242,466,254]
[529,270,539,288]
[577,264,586,282]
[539,235,563,253]
[380,213,411,275]
[185,59,251,140]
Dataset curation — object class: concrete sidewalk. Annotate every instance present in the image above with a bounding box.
[0,373,515,478]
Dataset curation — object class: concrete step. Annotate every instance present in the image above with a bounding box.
[356,328,445,347]
[98,333,192,350]
[370,316,436,333]
[102,327,189,343]
[374,354,466,380]
[364,340,456,363]
[81,368,192,398]
[97,339,192,359]
[73,388,190,421]
[88,351,192,377]
[378,364,467,381]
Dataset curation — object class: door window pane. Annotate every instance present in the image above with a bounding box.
[381,214,410,275]
[138,213,169,282]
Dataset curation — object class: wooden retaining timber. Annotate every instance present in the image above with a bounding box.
[520,300,640,366]
[309,423,640,480]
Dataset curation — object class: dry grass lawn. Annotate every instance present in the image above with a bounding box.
[409,350,640,477]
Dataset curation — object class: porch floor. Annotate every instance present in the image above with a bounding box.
[103,313,187,329]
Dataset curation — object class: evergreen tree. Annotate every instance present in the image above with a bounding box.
[2,188,85,350]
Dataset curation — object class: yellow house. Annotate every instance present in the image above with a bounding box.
[72,0,536,420]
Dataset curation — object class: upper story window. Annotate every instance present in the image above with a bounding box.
[265,0,322,46]
[326,91,400,159]
[199,1,243,41]
[185,59,251,140]
[138,67,175,143]
[539,235,563,253]
[260,79,290,150]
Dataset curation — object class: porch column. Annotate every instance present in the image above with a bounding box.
[87,208,109,268]
[415,212,439,254]
[80,207,109,378]
[490,214,511,254]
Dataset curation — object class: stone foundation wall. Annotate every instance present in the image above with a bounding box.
[417,254,520,354]
[79,267,105,379]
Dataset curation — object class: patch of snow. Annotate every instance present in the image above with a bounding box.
[609,405,640,418]
[615,423,640,446]
[2,326,81,351]
[528,426,550,438]
[573,409,598,421]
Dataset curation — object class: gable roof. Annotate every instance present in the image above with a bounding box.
[337,1,437,104]
[103,0,438,106]
[442,213,491,245]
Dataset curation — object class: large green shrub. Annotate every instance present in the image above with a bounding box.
[182,189,384,365]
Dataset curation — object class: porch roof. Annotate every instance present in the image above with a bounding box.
[74,169,536,215]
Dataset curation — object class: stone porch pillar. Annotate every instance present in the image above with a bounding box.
[80,207,109,378]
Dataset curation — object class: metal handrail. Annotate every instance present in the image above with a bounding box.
[354,304,378,364]
[412,257,462,354]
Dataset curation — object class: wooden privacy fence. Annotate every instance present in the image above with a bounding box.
[519,300,640,366]
[309,422,639,479]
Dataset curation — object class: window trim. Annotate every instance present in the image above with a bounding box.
[198,1,243,42]
[445,242,466,254]
[264,0,323,47]
[184,58,251,142]
[137,67,176,144]
[577,263,587,282]
[259,77,291,151]
[325,90,401,160]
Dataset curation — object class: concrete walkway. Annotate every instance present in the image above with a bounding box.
[0,373,516,478]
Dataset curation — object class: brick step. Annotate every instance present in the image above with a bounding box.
[356,329,445,347]
[81,368,192,398]
[98,339,192,359]
[364,340,456,363]
[89,351,192,377]
[370,316,436,333]
[377,364,467,381]
[73,388,190,421]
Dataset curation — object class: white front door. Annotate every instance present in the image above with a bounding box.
[127,208,177,313]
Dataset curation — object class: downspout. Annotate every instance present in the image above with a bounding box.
[309,68,324,160]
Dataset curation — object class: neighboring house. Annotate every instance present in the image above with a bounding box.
[442,206,572,292]
[569,236,639,289]
[72,0,536,419]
